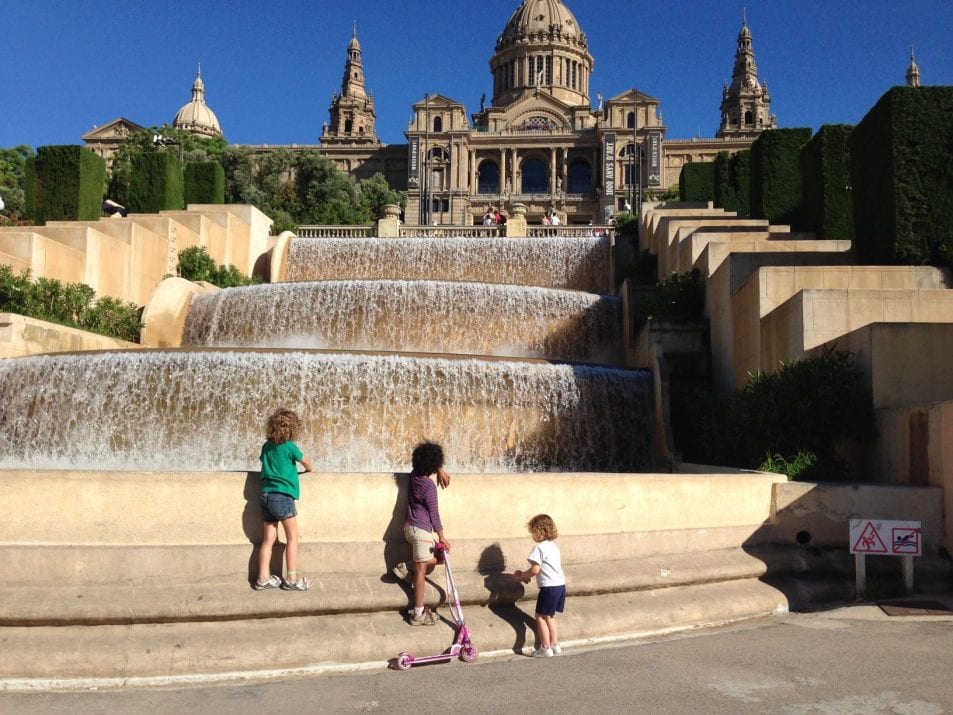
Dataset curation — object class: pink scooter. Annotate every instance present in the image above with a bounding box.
[396,543,479,670]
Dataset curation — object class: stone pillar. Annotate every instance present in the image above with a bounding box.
[377,203,401,237]
[505,202,527,237]
[550,148,557,193]
[500,149,507,198]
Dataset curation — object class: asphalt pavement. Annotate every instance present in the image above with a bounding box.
[4,602,953,714]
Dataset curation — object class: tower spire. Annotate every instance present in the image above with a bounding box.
[322,28,378,144]
[716,16,777,138]
[906,49,921,87]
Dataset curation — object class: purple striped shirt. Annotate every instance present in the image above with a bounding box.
[407,472,443,533]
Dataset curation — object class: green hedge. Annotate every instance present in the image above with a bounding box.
[129,152,183,213]
[29,145,106,224]
[24,156,35,221]
[800,124,853,241]
[184,161,225,205]
[749,128,812,227]
[713,150,750,216]
[849,86,953,266]
[679,162,714,202]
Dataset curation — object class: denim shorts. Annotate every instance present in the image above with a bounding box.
[260,492,297,523]
[535,585,566,616]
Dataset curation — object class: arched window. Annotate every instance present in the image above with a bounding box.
[627,111,636,129]
[477,160,499,194]
[433,116,443,133]
[744,110,753,125]
[520,158,548,194]
[619,144,642,187]
[567,159,591,194]
[344,119,353,133]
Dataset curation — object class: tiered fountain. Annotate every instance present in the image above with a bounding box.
[0,231,653,474]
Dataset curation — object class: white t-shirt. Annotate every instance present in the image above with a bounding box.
[527,539,565,587]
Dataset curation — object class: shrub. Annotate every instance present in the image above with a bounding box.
[800,124,853,240]
[176,246,257,288]
[713,150,750,216]
[673,348,873,480]
[0,264,142,342]
[184,161,225,205]
[849,86,953,267]
[679,162,714,202]
[29,145,106,224]
[129,152,183,213]
[633,269,705,326]
[749,128,812,228]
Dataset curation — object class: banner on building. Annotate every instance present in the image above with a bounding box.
[646,130,662,187]
[603,133,615,198]
[408,137,420,189]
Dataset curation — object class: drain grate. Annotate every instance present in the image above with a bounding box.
[878,599,953,616]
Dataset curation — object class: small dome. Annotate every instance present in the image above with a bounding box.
[173,66,223,138]
[498,0,585,49]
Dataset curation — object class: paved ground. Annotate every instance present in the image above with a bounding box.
[4,603,953,714]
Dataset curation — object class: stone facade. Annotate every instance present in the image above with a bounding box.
[84,2,776,225]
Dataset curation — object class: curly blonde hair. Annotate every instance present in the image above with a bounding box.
[527,513,558,542]
[266,408,301,445]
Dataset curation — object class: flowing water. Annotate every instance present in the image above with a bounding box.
[0,232,653,472]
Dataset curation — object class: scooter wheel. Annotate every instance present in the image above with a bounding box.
[396,652,413,671]
[460,643,479,663]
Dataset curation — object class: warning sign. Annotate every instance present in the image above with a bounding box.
[849,519,922,556]
[851,521,887,553]
[891,527,921,555]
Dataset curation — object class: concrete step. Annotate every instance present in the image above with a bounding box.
[0,546,849,626]
[0,577,798,681]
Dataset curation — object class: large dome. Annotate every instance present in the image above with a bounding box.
[489,0,593,108]
[497,0,587,50]
[173,66,223,138]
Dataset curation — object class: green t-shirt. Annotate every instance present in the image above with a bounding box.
[259,439,304,499]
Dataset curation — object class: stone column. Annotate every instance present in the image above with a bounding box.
[550,147,557,193]
[377,203,401,237]
[505,202,527,237]
[500,149,507,199]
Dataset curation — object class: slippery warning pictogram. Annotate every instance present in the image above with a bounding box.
[851,521,888,553]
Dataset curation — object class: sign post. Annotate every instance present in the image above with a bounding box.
[849,519,921,598]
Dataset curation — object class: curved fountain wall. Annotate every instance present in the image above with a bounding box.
[182,280,622,362]
[285,236,611,293]
[0,232,653,473]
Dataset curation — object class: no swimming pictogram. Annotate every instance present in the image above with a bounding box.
[851,521,887,553]
[849,519,922,556]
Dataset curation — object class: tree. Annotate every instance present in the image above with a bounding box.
[0,145,35,220]
[358,173,405,219]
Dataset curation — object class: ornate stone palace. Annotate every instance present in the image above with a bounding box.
[84,1,782,225]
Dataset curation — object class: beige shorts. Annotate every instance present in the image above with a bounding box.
[404,524,436,562]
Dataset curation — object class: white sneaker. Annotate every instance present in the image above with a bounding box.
[532,647,554,658]
[551,643,562,654]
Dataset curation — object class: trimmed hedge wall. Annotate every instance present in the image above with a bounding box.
[800,124,854,241]
[129,152,184,213]
[679,162,714,202]
[184,161,225,205]
[29,145,106,224]
[849,86,953,266]
[24,156,35,221]
[749,128,812,228]
[713,150,750,216]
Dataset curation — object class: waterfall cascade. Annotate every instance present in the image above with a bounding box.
[0,232,653,472]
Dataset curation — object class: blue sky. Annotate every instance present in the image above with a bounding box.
[2,0,951,150]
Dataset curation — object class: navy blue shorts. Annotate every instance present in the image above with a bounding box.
[535,585,566,616]
[260,492,297,523]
